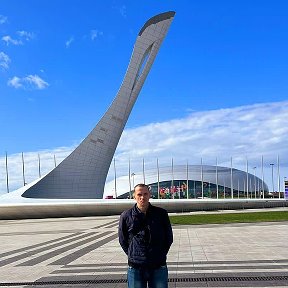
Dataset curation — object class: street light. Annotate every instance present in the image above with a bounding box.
[270,163,275,195]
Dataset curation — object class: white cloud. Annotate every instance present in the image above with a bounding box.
[112,4,127,18]
[65,36,74,48]
[7,76,22,88]
[90,29,103,41]
[112,101,288,190]
[25,75,49,89]
[2,35,23,46]
[2,31,35,46]
[7,74,49,90]
[0,51,11,70]
[0,15,7,24]
[0,101,287,195]
[119,5,127,18]
[17,30,34,41]
[119,102,288,157]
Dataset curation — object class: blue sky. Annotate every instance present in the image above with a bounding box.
[0,0,288,194]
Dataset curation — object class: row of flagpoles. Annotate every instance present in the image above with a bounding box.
[113,156,285,199]
[2,152,286,198]
[4,152,57,193]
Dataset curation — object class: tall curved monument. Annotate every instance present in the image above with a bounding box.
[22,11,176,199]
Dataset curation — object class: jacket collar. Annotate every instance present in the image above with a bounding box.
[132,203,152,215]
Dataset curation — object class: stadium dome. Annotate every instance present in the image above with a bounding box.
[104,165,269,199]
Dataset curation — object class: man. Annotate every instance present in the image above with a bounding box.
[118,183,173,288]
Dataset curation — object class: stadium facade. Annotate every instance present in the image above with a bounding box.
[104,165,269,199]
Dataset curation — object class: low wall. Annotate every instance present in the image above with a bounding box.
[0,199,287,220]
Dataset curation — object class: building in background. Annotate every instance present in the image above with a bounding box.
[285,179,288,199]
[104,165,269,199]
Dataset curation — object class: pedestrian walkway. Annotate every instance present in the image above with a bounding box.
[0,213,288,287]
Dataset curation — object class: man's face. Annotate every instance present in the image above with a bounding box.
[134,186,151,211]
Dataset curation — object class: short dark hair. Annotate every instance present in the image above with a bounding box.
[134,183,150,191]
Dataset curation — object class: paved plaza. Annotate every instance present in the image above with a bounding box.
[0,209,288,287]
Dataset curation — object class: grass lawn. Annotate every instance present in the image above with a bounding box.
[169,211,288,225]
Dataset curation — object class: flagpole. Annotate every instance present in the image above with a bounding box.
[238,179,240,198]
[277,155,281,198]
[113,158,117,198]
[246,157,249,198]
[261,155,265,199]
[142,158,145,184]
[186,160,189,199]
[128,158,132,198]
[171,158,174,193]
[230,157,233,199]
[253,167,257,198]
[157,158,160,199]
[201,158,203,198]
[22,152,26,186]
[216,157,219,199]
[5,152,9,193]
[38,153,41,178]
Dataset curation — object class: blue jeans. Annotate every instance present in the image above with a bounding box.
[127,265,168,288]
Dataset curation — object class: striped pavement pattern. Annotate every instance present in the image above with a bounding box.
[1,216,288,287]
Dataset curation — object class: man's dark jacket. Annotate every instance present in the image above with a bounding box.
[118,203,173,269]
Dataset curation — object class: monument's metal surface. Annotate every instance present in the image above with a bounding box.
[22,11,175,199]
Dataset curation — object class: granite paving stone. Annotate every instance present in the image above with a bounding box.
[0,210,288,287]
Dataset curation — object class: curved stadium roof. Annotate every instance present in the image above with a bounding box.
[104,165,269,198]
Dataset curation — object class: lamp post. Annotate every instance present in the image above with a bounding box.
[270,163,275,195]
